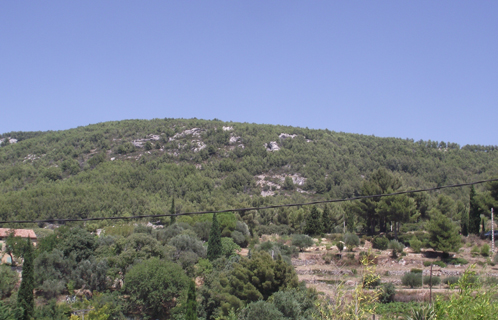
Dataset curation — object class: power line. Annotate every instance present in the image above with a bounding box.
[1,178,497,225]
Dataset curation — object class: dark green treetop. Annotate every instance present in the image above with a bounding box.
[17,238,34,320]
[304,206,322,236]
[207,213,222,261]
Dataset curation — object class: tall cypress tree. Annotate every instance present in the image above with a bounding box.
[321,204,333,234]
[469,186,481,235]
[17,238,34,320]
[170,197,176,225]
[185,280,198,320]
[461,209,469,236]
[304,206,322,236]
[207,213,222,261]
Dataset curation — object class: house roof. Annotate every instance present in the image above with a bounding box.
[0,228,37,239]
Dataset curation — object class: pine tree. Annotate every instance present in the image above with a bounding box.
[461,209,469,236]
[304,206,322,236]
[321,204,333,234]
[207,213,222,261]
[170,198,176,225]
[185,280,198,320]
[17,238,34,320]
[427,213,461,254]
[469,186,481,235]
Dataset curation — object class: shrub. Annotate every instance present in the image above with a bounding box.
[424,260,447,268]
[388,240,404,258]
[494,253,498,264]
[410,268,422,274]
[323,253,333,264]
[344,233,360,251]
[124,258,188,318]
[401,272,422,288]
[221,237,241,258]
[362,273,381,288]
[372,236,389,250]
[0,265,18,298]
[471,245,480,256]
[291,234,314,252]
[409,238,423,253]
[336,242,344,252]
[423,276,441,286]
[443,276,460,286]
[378,283,396,303]
[481,244,490,257]
[434,260,447,268]
[447,257,468,265]
[231,230,248,248]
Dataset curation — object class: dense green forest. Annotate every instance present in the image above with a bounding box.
[1,118,498,320]
[0,118,497,230]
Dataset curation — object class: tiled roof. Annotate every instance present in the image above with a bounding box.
[0,228,37,239]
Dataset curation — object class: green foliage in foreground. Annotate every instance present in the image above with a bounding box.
[0,266,17,299]
[17,239,34,320]
[433,265,498,319]
[124,258,189,319]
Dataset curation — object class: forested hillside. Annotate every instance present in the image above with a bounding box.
[2,118,498,320]
[1,118,497,231]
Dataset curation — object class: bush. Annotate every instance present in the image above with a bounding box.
[0,265,18,298]
[323,253,333,264]
[362,273,381,288]
[344,233,360,251]
[401,272,422,288]
[471,245,480,256]
[221,237,241,258]
[378,283,396,303]
[423,276,441,286]
[433,260,447,268]
[336,242,344,252]
[372,236,389,250]
[443,276,460,286]
[388,240,404,258]
[494,253,498,264]
[481,244,490,257]
[124,258,188,318]
[447,257,468,265]
[410,268,422,274]
[291,234,314,252]
[231,230,249,248]
[425,260,446,268]
[409,238,423,253]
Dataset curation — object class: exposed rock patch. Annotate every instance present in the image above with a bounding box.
[265,141,280,152]
[279,133,297,140]
[0,137,18,145]
[131,134,161,147]
[192,141,206,152]
[169,128,203,141]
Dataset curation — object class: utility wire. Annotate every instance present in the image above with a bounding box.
[1,178,497,225]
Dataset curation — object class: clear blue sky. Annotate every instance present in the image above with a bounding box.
[1,1,497,146]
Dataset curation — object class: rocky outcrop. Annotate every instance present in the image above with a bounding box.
[192,141,206,152]
[265,141,280,151]
[279,133,297,139]
[131,134,161,147]
[169,128,203,141]
[0,138,18,145]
